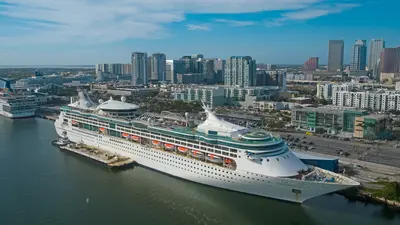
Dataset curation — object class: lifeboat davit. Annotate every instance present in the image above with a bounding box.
[207,154,223,164]
[152,140,161,146]
[177,146,188,153]
[131,135,140,141]
[99,127,106,132]
[164,143,175,150]
[122,132,130,138]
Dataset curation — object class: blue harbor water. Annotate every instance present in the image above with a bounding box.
[0,117,399,225]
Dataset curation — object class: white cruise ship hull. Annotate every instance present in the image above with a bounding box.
[0,110,35,119]
[55,122,356,203]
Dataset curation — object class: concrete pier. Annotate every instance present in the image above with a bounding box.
[59,144,134,168]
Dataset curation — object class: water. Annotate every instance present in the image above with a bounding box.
[0,117,399,225]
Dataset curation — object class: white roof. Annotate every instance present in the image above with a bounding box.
[99,99,139,111]
[197,107,250,137]
[292,151,338,161]
[68,90,97,110]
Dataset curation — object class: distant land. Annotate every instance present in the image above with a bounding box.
[0,65,95,69]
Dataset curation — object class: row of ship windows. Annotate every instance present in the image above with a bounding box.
[68,130,300,188]
[65,114,242,153]
[67,114,240,157]
[106,138,274,183]
[76,131,290,168]
[69,131,298,186]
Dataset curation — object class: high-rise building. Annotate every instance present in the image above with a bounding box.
[224,56,256,87]
[213,58,225,84]
[203,59,215,84]
[350,40,367,71]
[328,40,344,72]
[150,53,167,82]
[166,60,173,82]
[380,47,400,73]
[95,64,109,73]
[108,63,123,75]
[303,57,319,71]
[131,52,148,85]
[122,64,132,75]
[256,63,276,70]
[368,39,385,77]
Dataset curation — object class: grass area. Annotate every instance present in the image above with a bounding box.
[363,181,400,202]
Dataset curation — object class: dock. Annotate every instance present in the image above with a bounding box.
[36,114,58,121]
[59,143,135,168]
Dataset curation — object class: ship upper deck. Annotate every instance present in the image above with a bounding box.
[61,104,285,151]
[148,125,284,148]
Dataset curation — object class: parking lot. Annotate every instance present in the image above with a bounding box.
[276,132,400,168]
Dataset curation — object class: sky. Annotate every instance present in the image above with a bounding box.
[0,0,398,65]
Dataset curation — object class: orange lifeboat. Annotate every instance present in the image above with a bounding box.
[71,120,78,125]
[152,140,161,146]
[99,127,106,132]
[224,158,232,164]
[122,132,130,138]
[164,143,175,150]
[177,146,188,153]
[131,135,140,141]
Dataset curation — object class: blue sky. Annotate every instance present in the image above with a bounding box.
[0,0,398,65]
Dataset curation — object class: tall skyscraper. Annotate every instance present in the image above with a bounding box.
[150,53,167,82]
[95,64,109,73]
[213,58,225,84]
[166,60,173,82]
[368,39,385,76]
[303,57,319,71]
[203,59,215,84]
[328,40,344,72]
[122,64,132,75]
[131,52,148,85]
[350,40,367,71]
[380,47,400,73]
[224,56,256,87]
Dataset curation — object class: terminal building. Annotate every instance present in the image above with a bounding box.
[354,114,390,140]
[291,107,369,134]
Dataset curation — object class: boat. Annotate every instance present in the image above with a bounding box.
[164,143,175,150]
[51,137,70,146]
[54,90,360,203]
[0,80,38,119]
[122,132,130,138]
[152,140,161,146]
[177,146,188,153]
[131,135,140,141]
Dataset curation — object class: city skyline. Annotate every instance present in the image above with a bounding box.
[0,0,399,65]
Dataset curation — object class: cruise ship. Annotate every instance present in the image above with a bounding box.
[0,79,38,119]
[54,90,359,203]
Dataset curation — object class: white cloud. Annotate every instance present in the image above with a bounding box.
[266,3,359,27]
[0,0,356,45]
[186,24,211,31]
[214,19,255,27]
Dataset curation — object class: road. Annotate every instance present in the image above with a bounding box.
[275,131,400,168]
[293,149,400,182]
